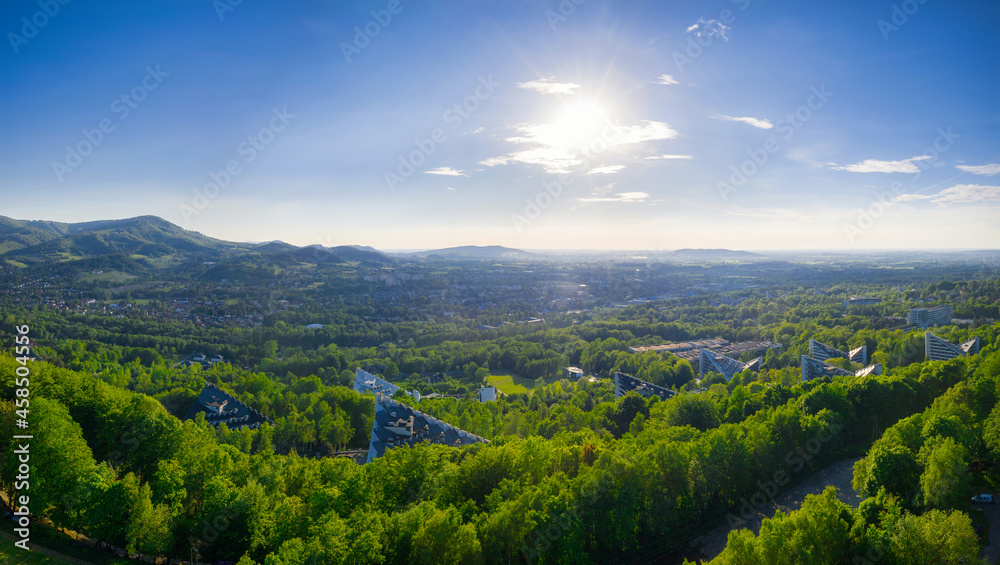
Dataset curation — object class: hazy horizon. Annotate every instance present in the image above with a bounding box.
[6,212,1000,254]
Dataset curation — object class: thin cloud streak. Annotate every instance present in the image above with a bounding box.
[894,184,1000,205]
[424,167,467,177]
[829,155,932,173]
[956,163,1000,176]
[710,114,773,129]
[517,78,581,95]
[578,191,649,203]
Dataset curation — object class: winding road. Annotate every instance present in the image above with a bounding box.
[688,457,863,562]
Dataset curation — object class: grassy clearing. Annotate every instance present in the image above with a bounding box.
[487,374,536,395]
[0,542,64,565]
[0,525,130,565]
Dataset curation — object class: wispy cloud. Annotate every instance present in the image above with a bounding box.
[611,121,679,144]
[472,127,485,134]
[578,191,649,203]
[479,146,579,174]
[424,167,467,177]
[686,18,730,41]
[829,155,931,173]
[892,193,931,202]
[956,163,1000,176]
[517,78,580,95]
[894,184,1000,205]
[480,120,678,174]
[644,154,693,160]
[653,74,679,85]
[931,184,1000,205]
[710,114,773,129]
[479,156,512,167]
[587,165,626,175]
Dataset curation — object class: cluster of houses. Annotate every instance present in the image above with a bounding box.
[178,353,227,370]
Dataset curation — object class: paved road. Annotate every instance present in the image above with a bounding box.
[689,457,863,562]
[972,496,1000,564]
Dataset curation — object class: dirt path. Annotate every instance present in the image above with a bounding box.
[689,457,863,562]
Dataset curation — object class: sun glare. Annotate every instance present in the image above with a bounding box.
[545,100,612,150]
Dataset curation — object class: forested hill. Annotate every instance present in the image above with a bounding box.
[0,215,394,268]
[403,245,535,260]
[0,215,247,262]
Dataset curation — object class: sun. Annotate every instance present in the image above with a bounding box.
[543,100,613,150]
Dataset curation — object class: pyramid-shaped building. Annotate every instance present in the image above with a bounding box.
[808,339,867,365]
[183,382,273,430]
[800,356,883,382]
[698,349,763,381]
[925,333,980,361]
[366,396,488,463]
[614,372,676,401]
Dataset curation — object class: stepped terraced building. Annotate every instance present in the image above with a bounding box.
[354,367,400,396]
[184,382,273,430]
[698,349,763,381]
[808,339,868,365]
[925,332,981,362]
[614,372,676,401]
[630,338,780,373]
[800,356,883,382]
[366,396,488,463]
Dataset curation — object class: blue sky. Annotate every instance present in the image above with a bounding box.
[2,0,998,250]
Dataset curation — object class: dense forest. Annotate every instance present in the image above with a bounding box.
[2,321,998,563]
[3,263,1000,563]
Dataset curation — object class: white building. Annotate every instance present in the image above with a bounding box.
[477,386,497,403]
